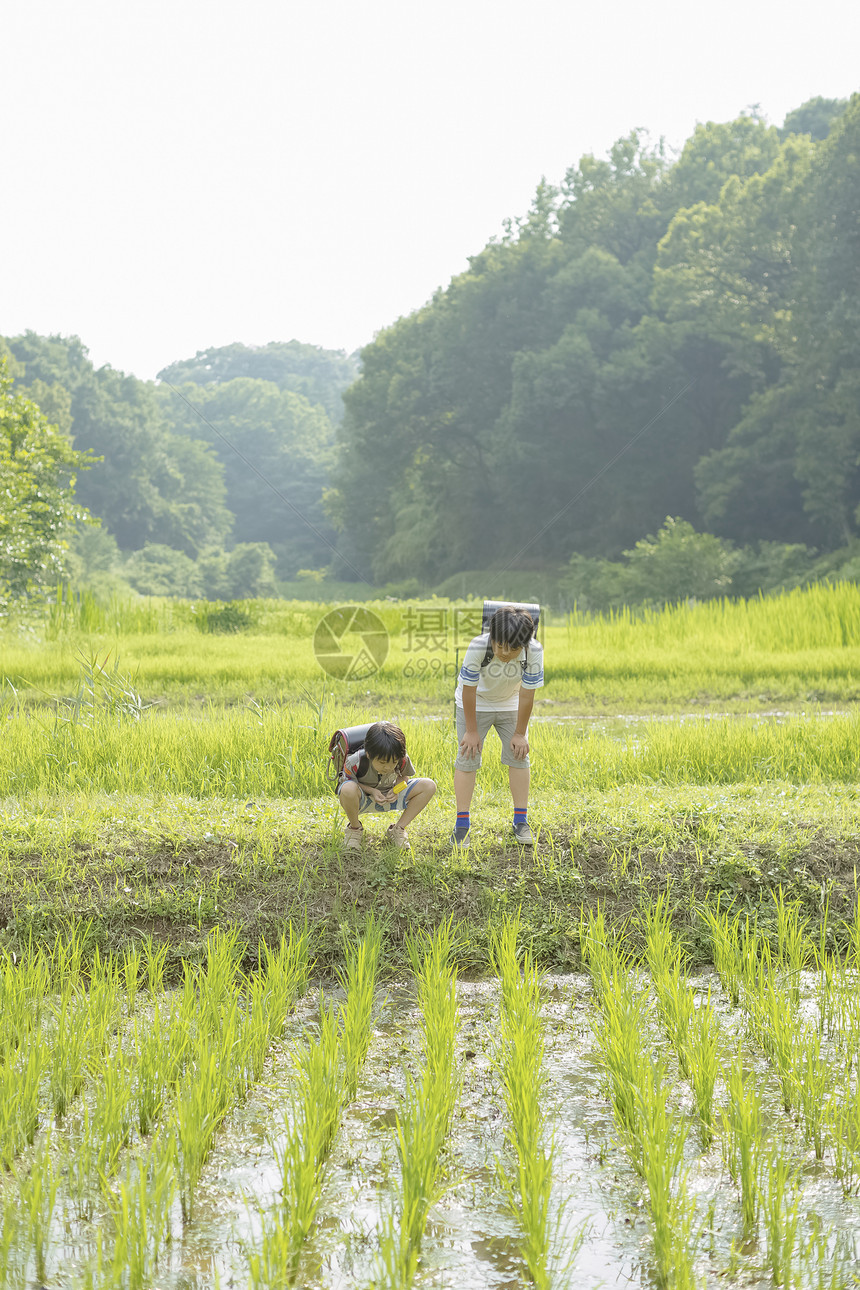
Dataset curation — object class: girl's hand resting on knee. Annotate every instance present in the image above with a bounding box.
[459,729,482,758]
[510,733,529,759]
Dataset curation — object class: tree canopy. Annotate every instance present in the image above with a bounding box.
[0,360,93,600]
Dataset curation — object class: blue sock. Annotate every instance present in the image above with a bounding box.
[456,811,470,831]
[513,808,527,826]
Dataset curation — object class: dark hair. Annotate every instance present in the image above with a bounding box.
[488,608,535,653]
[364,720,407,762]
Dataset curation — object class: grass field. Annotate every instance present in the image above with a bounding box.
[3,580,860,710]
[1,582,859,1286]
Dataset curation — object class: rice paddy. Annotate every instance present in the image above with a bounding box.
[1,911,860,1286]
[1,583,860,1285]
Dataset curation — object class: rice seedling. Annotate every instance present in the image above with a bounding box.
[142,936,169,994]
[375,924,460,1290]
[49,986,90,1121]
[173,1038,232,1223]
[97,1140,176,1290]
[686,989,721,1149]
[253,1000,345,1286]
[700,899,746,1008]
[800,1226,860,1290]
[773,890,811,1011]
[0,1039,45,1168]
[123,945,143,1016]
[91,1040,136,1183]
[722,1050,762,1231]
[633,1060,698,1289]
[758,1149,803,1287]
[17,1131,59,1286]
[792,1024,832,1160]
[744,966,797,1113]
[0,1186,23,1288]
[337,915,383,1101]
[584,925,647,1150]
[826,1079,860,1196]
[489,919,556,1289]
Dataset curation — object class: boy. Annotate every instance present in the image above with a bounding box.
[336,720,436,851]
[452,606,543,848]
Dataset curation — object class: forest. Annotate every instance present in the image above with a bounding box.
[2,93,858,607]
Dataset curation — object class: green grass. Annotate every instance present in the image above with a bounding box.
[2,580,860,710]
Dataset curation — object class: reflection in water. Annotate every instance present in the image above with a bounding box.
[20,973,860,1288]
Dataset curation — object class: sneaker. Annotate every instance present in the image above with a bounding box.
[387,823,409,850]
[450,827,471,849]
[512,821,534,846]
[343,824,364,851]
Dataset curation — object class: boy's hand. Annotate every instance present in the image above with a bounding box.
[510,732,529,759]
[368,787,396,804]
[459,729,482,757]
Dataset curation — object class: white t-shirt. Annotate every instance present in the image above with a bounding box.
[454,632,544,712]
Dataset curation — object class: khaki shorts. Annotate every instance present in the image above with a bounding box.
[455,707,529,771]
[337,779,417,814]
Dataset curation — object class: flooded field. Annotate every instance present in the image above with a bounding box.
[2,910,860,1289]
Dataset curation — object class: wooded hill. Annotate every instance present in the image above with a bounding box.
[2,94,857,600]
[329,95,859,586]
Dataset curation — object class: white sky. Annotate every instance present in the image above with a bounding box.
[2,0,857,381]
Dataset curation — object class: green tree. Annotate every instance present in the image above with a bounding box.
[159,378,338,576]
[4,333,233,556]
[157,340,358,422]
[0,362,93,599]
[781,96,849,141]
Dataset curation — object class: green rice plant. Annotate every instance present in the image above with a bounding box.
[0,1039,45,1167]
[84,950,124,1058]
[173,1040,229,1223]
[257,1000,345,1285]
[243,927,309,1087]
[792,1024,831,1160]
[123,945,143,1016]
[700,899,745,1008]
[758,1149,802,1287]
[0,1185,23,1287]
[722,1050,762,1231]
[337,915,383,1101]
[489,919,556,1289]
[375,924,460,1290]
[257,926,310,1038]
[16,1131,58,1285]
[773,890,811,1011]
[586,928,648,1151]
[686,989,721,1149]
[91,1040,135,1182]
[132,1006,170,1138]
[800,1226,860,1290]
[49,985,89,1120]
[632,1061,696,1289]
[0,945,48,1059]
[826,1078,860,1196]
[142,936,169,994]
[98,1139,176,1290]
[196,924,245,1038]
[745,969,797,1113]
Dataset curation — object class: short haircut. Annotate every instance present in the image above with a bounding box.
[489,607,535,653]
[365,720,407,762]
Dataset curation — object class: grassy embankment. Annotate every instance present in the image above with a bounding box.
[1,582,858,972]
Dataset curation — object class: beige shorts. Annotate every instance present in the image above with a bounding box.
[455,707,529,771]
[337,779,417,814]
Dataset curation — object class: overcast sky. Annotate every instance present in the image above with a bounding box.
[2,0,857,381]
